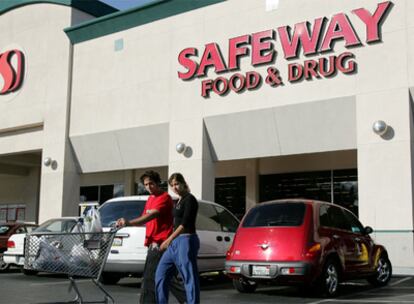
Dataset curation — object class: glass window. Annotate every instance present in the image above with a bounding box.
[319,205,350,231]
[80,186,99,202]
[343,209,364,234]
[333,169,358,216]
[99,200,146,227]
[243,202,306,227]
[15,227,25,234]
[99,185,115,204]
[0,225,10,235]
[259,169,359,216]
[214,206,239,232]
[26,226,37,233]
[260,171,332,203]
[196,203,221,232]
[35,219,77,233]
[215,176,246,219]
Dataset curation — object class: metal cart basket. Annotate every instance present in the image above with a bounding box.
[24,230,117,304]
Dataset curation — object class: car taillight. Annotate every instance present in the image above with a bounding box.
[228,266,241,273]
[305,243,321,258]
[7,240,15,248]
[280,267,305,275]
[226,243,235,260]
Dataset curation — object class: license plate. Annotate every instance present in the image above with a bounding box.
[112,237,123,247]
[252,265,270,276]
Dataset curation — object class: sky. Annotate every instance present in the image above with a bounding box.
[100,0,154,10]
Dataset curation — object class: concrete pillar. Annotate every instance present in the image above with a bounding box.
[357,88,414,274]
[38,141,80,222]
[168,119,215,201]
[245,159,259,210]
[38,45,80,223]
[123,170,135,196]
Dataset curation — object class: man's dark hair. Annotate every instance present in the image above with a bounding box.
[140,170,161,185]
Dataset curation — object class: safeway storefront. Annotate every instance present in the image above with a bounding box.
[0,0,413,274]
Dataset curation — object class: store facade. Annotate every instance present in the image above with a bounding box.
[1,0,413,274]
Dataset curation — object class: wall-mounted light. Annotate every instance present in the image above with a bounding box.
[372,120,388,136]
[43,157,52,166]
[43,157,58,169]
[176,142,187,154]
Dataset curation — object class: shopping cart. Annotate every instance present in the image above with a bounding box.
[24,228,118,304]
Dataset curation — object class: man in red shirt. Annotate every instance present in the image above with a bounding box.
[116,170,185,304]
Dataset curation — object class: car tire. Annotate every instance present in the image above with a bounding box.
[367,254,392,287]
[100,272,122,285]
[316,258,340,297]
[21,268,38,276]
[232,278,258,293]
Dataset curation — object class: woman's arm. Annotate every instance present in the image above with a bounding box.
[160,224,184,251]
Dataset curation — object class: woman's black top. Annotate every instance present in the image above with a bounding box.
[173,192,198,234]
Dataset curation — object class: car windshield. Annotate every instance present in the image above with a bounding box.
[35,219,77,233]
[242,202,306,227]
[0,225,10,235]
[99,200,146,227]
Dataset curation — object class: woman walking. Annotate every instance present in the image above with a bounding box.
[155,173,200,304]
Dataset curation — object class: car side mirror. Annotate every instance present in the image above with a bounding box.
[364,226,373,235]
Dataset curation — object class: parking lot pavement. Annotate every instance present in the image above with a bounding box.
[1,268,414,304]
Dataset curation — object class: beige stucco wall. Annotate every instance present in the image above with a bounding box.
[0,167,39,222]
[69,0,414,273]
[0,3,98,223]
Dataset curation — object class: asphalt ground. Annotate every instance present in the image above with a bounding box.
[1,268,414,304]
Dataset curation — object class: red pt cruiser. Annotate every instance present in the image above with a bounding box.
[225,199,392,297]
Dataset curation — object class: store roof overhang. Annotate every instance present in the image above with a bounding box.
[64,0,226,44]
[0,0,118,17]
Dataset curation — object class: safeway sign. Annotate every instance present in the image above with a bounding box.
[177,1,393,98]
[0,49,25,95]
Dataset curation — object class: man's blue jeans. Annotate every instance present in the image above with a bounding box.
[155,234,200,304]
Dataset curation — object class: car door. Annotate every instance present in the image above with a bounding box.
[213,205,239,252]
[196,202,227,271]
[342,209,374,272]
[319,205,356,272]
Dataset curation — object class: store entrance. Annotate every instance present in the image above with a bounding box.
[259,169,358,216]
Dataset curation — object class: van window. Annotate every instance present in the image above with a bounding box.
[242,203,306,227]
[100,200,146,227]
[196,203,221,232]
[214,206,239,232]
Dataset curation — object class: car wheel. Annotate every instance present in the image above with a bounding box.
[21,267,38,276]
[100,272,122,285]
[317,259,340,297]
[232,278,258,293]
[367,255,392,287]
[0,254,9,271]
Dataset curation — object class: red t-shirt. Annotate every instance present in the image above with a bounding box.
[142,192,173,246]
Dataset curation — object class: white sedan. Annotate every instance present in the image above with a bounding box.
[4,217,78,274]
[99,195,240,284]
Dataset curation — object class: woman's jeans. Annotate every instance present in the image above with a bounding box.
[155,234,200,304]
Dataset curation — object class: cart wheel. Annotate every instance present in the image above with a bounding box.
[100,272,121,285]
[21,267,38,276]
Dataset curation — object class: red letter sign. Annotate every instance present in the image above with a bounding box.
[0,49,25,94]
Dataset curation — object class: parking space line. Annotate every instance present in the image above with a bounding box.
[30,279,90,286]
[306,277,414,304]
[391,277,412,286]
[319,300,414,303]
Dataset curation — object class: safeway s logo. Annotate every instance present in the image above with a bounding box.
[0,49,25,95]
